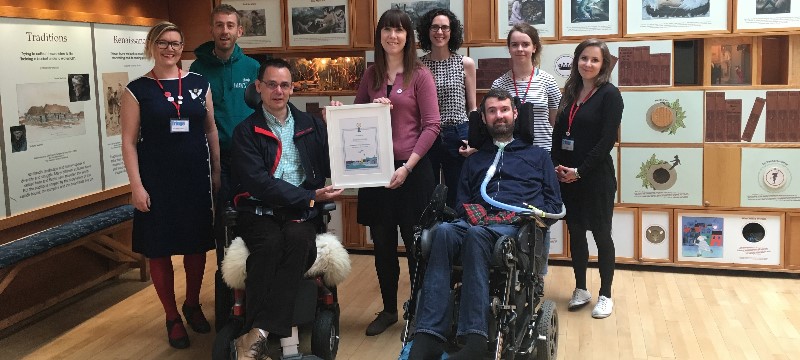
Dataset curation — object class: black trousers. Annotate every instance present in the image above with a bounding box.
[236,211,315,337]
[567,221,615,298]
[370,223,416,313]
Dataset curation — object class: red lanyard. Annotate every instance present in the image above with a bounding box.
[566,87,595,136]
[512,67,536,103]
[151,68,183,118]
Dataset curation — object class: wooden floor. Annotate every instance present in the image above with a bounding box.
[1,253,800,359]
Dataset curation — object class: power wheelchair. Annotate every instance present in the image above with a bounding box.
[211,82,348,360]
[400,103,563,360]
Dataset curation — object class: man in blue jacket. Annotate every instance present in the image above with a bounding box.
[229,58,342,359]
[190,4,260,330]
[409,88,563,360]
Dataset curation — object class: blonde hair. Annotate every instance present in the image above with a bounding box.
[144,21,184,60]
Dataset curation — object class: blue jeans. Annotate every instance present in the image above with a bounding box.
[428,123,468,207]
[415,219,519,340]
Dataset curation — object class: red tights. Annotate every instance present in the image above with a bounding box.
[148,253,206,321]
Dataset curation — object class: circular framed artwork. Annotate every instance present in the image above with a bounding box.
[645,225,666,244]
[647,163,677,190]
[646,103,675,132]
[758,163,790,193]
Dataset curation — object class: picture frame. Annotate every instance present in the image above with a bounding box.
[734,0,800,32]
[675,210,783,267]
[559,0,620,38]
[496,0,557,40]
[222,0,284,49]
[287,0,350,48]
[624,0,730,37]
[325,103,395,189]
[375,0,465,40]
[639,208,673,262]
[618,147,704,206]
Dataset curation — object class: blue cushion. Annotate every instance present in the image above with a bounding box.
[0,205,134,269]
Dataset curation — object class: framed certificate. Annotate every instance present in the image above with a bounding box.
[325,103,394,188]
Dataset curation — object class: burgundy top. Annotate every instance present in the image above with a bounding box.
[355,65,440,161]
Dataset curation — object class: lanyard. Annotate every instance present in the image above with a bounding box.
[566,87,595,136]
[511,67,536,103]
[151,68,183,118]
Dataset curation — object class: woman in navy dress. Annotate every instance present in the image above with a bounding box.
[120,21,220,349]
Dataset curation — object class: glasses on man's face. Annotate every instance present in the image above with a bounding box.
[262,80,292,91]
[430,25,451,33]
[155,40,184,50]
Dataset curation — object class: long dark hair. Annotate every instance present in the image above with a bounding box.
[371,9,422,91]
[416,8,464,53]
[559,39,613,114]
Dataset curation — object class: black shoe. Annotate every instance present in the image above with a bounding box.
[166,316,190,349]
[182,303,211,334]
[365,311,398,336]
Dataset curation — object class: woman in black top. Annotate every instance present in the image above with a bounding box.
[551,39,623,319]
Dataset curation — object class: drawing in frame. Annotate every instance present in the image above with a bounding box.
[222,0,284,49]
[374,0,465,40]
[560,0,620,38]
[734,0,800,32]
[287,0,350,48]
[625,0,730,36]
[325,103,395,189]
[496,0,557,40]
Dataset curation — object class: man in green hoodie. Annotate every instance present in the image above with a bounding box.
[189,3,259,330]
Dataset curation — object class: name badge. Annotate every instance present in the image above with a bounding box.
[561,138,575,151]
[170,118,189,133]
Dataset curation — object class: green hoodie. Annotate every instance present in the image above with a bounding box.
[190,41,260,152]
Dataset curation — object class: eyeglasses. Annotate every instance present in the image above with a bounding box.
[430,25,451,33]
[262,81,292,91]
[155,40,184,50]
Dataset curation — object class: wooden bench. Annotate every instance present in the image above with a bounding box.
[0,204,147,331]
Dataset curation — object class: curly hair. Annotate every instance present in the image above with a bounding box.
[415,8,464,53]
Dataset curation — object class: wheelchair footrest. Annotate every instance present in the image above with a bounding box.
[280,354,323,360]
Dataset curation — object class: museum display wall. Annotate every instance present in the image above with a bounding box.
[2,0,800,272]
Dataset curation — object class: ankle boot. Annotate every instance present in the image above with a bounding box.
[232,327,270,360]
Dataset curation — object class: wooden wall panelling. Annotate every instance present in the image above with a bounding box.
[785,213,800,270]
[341,195,366,249]
[791,35,800,86]
[166,0,213,60]
[702,145,741,208]
[350,0,373,49]
[0,0,167,25]
[464,0,495,44]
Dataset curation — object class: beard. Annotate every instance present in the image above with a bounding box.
[487,121,514,140]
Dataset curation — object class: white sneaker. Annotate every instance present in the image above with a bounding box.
[568,288,592,310]
[592,296,614,319]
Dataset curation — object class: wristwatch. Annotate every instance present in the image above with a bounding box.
[574,168,581,179]
[309,199,315,208]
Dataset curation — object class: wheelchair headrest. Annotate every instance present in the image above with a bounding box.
[467,101,535,149]
[244,81,261,110]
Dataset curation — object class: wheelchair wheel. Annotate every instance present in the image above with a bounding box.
[311,309,339,360]
[212,316,244,360]
[534,300,558,360]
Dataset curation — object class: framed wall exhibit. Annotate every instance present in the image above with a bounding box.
[560,0,620,38]
[536,42,577,89]
[325,103,394,189]
[287,0,350,48]
[0,17,103,217]
[625,0,730,36]
[222,0,284,49]
[675,210,783,267]
[734,0,800,32]
[740,148,800,209]
[707,37,753,86]
[587,207,637,262]
[605,39,673,87]
[375,0,465,40]
[639,209,672,262]
[548,220,567,257]
[704,90,778,143]
[496,0,557,40]
[619,90,705,144]
[619,147,704,206]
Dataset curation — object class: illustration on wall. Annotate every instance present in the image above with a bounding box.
[101,72,128,137]
[497,0,555,38]
[223,0,283,48]
[736,0,799,31]
[616,45,670,86]
[636,154,681,190]
[681,216,723,259]
[741,148,800,208]
[710,42,751,86]
[759,162,791,192]
[645,99,685,134]
[642,0,710,20]
[287,0,349,47]
[16,82,87,143]
[626,0,728,35]
[645,225,666,244]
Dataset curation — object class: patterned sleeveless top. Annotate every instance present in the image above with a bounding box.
[420,53,468,128]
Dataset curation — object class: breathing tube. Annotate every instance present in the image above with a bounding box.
[479,142,567,219]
